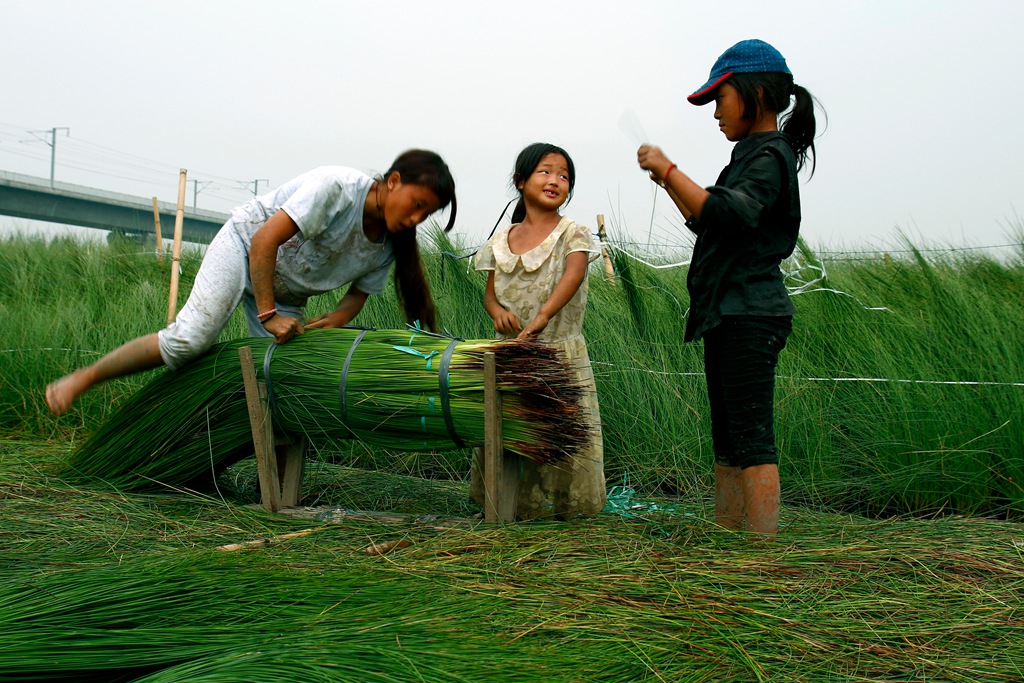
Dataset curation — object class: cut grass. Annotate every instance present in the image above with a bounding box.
[2,440,1023,682]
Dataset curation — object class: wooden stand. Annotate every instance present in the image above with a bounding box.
[237,347,518,522]
[238,346,306,513]
[483,351,519,522]
[596,214,616,286]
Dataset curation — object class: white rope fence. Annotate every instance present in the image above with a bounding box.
[589,362,1024,388]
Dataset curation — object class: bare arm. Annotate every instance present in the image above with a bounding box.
[249,210,303,343]
[305,285,370,329]
[518,250,588,339]
[637,144,710,221]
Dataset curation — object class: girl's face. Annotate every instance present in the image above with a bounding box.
[384,176,442,233]
[713,82,752,142]
[519,153,571,212]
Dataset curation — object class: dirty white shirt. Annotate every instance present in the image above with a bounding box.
[230,166,393,306]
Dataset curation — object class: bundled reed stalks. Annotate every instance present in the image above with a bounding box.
[62,329,590,490]
[0,552,566,682]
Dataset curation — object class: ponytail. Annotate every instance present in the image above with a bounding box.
[390,227,437,332]
[781,82,819,176]
[729,73,822,177]
[510,197,526,224]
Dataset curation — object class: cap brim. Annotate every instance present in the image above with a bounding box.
[687,71,732,106]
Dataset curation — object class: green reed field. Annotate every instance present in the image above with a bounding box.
[3,228,1022,516]
[1,228,1023,681]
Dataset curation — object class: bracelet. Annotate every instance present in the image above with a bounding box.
[662,163,677,185]
[257,308,278,322]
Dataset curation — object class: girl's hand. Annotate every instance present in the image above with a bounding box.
[637,144,673,184]
[492,309,522,336]
[517,312,551,340]
[263,314,304,344]
[304,312,337,329]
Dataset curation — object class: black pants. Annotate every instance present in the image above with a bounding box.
[702,315,792,469]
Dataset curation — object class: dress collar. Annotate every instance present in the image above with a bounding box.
[493,216,575,273]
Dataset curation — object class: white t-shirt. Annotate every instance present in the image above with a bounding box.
[230,167,393,306]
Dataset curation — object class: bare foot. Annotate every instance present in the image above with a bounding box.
[45,371,91,416]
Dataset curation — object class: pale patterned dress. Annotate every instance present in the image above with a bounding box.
[471,216,606,519]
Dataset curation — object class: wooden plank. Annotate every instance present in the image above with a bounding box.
[483,352,501,521]
[238,346,281,512]
[279,435,306,508]
[483,351,518,522]
[597,214,616,286]
[498,439,520,522]
[273,506,477,527]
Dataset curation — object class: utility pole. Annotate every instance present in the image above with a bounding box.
[48,127,70,188]
[252,178,269,196]
[188,179,211,209]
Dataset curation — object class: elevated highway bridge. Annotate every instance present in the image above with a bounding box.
[0,170,228,244]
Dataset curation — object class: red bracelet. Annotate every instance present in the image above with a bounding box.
[662,164,677,185]
[257,308,277,322]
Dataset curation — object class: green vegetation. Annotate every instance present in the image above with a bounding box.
[4,229,1020,516]
[2,443,1022,682]
[2,230,1023,681]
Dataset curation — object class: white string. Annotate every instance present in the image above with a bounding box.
[590,362,1024,387]
[606,241,692,269]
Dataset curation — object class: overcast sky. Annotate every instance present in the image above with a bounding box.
[2,0,1021,256]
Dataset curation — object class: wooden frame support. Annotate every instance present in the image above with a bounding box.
[483,351,519,522]
[596,214,616,286]
[238,346,305,513]
[238,346,512,520]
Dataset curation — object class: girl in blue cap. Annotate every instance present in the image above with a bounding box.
[637,39,819,539]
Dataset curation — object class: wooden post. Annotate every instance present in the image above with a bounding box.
[278,436,306,508]
[483,351,518,522]
[596,214,615,286]
[238,346,281,513]
[167,169,187,324]
[151,197,164,263]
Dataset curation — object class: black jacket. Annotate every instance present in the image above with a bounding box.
[683,131,801,342]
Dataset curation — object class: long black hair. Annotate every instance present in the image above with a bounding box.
[382,149,456,332]
[728,72,821,175]
[509,142,576,224]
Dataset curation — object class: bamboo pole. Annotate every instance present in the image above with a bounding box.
[596,214,615,286]
[166,169,187,324]
[151,197,164,263]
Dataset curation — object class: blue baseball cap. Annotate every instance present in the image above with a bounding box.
[688,39,791,106]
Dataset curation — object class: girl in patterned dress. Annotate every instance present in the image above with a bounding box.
[471,142,606,519]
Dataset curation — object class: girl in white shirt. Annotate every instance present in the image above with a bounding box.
[46,149,456,416]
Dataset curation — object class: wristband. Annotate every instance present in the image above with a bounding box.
[257,308,278,323]
[662,164,677,184]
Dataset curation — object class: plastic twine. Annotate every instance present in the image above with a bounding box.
[438,339,465,448]
[338,329,369,425]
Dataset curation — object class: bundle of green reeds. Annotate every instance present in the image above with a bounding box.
[62,328,590,490]
[0,551,568,682]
